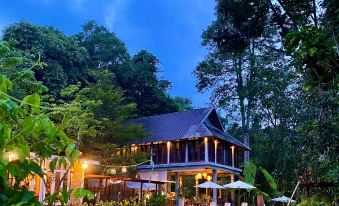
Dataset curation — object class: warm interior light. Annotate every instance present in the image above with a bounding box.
[203,173,207,178]
[81,163,88,169]
[121,166,127,173]
[195,173,202,180]
[207,176,212,181]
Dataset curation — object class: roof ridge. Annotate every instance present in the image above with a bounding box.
[129,107,213,121]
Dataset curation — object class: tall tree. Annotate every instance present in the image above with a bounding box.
[2,21,89,96]
[195,0,271,162]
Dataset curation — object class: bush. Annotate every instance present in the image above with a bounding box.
[145,193,168,206]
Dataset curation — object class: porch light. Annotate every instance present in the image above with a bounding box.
[121,166,127,173]
[81,162,88,169]
[203,173,207,178]
[195,173,202,180]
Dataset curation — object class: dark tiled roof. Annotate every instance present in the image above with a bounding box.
[127,107,249,150]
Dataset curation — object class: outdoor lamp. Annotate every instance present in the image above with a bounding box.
[8,152,18,162]
[111,168,117,175]
[81,162,88,169]
[203,173,207,178]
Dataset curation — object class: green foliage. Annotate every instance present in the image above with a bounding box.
[83,198,141,206]
[200,0,338,201]
[180,176,196,198]
[242,162,277,197]
[146,193,168,206]
[0,42,92,205]
[243,162,257,185]
[2,20,189,117]
[297,195,333,206]
[3,21,89,96]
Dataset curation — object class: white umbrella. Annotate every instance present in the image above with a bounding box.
[223,180,256,189]
[195,181,224,189]
[223,181,256,205]
[272,196,296,203]
[126,181,156,190]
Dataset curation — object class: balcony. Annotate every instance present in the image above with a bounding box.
[136,137,242,173]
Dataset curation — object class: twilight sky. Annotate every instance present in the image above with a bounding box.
[0,0,215,108]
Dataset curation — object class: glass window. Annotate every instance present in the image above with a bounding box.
[153,143,167,164]
[217,143,225,164]
[188,139,205,162]
[170,141,185,163]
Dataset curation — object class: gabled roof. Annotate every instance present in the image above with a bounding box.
[127,107,249,150]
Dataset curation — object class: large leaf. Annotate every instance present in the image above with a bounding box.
[73,188,94,200]
[21,93,41,114]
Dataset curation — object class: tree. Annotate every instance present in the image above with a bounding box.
[200,0,338,200]
[2,21,89,96]
[0,41,92,205]
[173,97,193,111]
[0,41,47,99]
[127,50,179,116]
[54,70,148,174]
[75,20,133,92]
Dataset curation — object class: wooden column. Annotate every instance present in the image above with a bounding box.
[214,140,218,163]
[212,169,218,203]
[204,137,208,162]
[231,146,235,168]
[167,142,171,164]
[150,143,154,165]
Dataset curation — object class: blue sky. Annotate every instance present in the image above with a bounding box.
[0,0,215,108]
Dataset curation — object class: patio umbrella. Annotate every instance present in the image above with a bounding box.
[195,181,224,200]
[272,196,296,205]
[223,180,256,189]
[195,181,224,189]
[223,181,256,205]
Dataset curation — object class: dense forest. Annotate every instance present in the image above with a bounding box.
[0,0,337,204]
[0,20,193,159]
[194,0,338,203]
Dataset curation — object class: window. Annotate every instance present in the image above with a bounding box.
[225,146,232,166]
[153,143,167,164]
[188,139,205,162]
[216,143,225,164]
[170,141,185,163]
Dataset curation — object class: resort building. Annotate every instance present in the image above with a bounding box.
[120,107,250,204]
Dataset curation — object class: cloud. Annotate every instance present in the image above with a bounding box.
[68,0,88,10]
[103,0,126,31]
